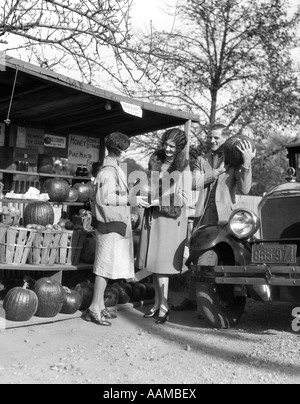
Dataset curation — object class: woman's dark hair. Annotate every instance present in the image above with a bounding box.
[148,149,166,171]
[91,162,102,178]
[160,128,189,173]
[105,132,131,156]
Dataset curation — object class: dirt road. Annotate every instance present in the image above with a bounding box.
[0,293,300,385]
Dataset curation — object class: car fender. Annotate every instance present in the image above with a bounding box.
[188,224,251,266]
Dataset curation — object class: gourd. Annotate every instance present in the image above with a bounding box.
[75,280,94,310]
[130,282,147,302]
[224,135,256,167]
[33,278,65,318]
[112,283,130,305]
[73,182,94,203]
[42,179,71,202]
[104,285,119,308]
[23,202,55,227]
[60,287,83,315]
[3,281,38,322]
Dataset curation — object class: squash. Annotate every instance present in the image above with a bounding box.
[23,202,55,227]
[130,282,147,302]
[42,178,70,202]
[73,182,94,203]
[104,285,119,308]
[80,234,96,264]
[3,281,38,322]
[224,135,256,167]
[60,287,83,315]
[33,278,65,318]
[112,283,130,305]
[75,280,94,310]
[67,188,79,203]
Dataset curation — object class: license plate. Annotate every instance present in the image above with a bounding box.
[252,244,297,264]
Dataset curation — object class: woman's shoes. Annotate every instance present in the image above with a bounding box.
[144,308,159,318]
[83,309,112,326]
[156,310,171,325]
[102,308,118,320]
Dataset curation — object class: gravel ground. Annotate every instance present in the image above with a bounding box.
[0,292,300,385]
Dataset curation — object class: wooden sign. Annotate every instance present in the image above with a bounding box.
[68,134,100,164]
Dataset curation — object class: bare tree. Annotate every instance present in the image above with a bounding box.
[129,0,300,135]
[0,0,142,84]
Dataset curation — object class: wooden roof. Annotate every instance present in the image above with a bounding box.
[0,57,200,138]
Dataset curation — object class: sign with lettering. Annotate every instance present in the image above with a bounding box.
[68,134,100,164]
[121,102,143,118]
[44,134,66,149]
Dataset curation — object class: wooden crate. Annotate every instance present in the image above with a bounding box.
[56,230,87,266]
[27,230,63,266]
[0,226,36,265]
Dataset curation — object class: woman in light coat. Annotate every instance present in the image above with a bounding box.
[136,128,192,324]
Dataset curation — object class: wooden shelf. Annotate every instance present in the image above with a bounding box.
[0,169,91,181]
[0,198,86,206]
[0,263,93,272]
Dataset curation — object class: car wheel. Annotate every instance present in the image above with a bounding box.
[195,250,246,329]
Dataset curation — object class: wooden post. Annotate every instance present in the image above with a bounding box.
[185,120,192,159]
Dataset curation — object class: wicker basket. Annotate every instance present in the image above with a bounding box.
[0,213,21,226]
[27,230,63,266]
[0,226,36,265]
[56,230,87,266]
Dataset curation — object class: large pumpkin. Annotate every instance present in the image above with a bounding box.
[60,287,83,315]
[73,182,94,203]
[80,235,96,264]
[33,278,65,318]
[23,202,55,227]
[224,135,256,167]
[130,282,147,302]
[75,280,94,310]
[3,282,38,322]
[42,179,70,202]
[112,283,130,305]
[67,188,79,203]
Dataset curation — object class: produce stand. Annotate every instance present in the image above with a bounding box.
[0,56,199,285]
[0,57,199,328]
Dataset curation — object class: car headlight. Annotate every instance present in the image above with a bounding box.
[228,209,260,239]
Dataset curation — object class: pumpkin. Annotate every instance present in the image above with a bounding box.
[3,281,38,322]
[130,282,147,302]
[60,287,83,315]
[130,207,141,230]
[33,278,65,318]
[67,188,79,203]
[37,154,54,174]
[75,280,94,310]
[42,179,70,202]
[104,285,119,308]
[73,182,94,203]
[112,283,130,305]
[23,202,55,227]
[119,282,132,300]
[224,135,256,167]
[80,235,96,264]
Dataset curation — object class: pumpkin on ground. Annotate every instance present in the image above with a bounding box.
[73,182,94,203]
[145,283,156,300]
[75,280,94,311]
[33,278,65,318]
[42,178,71,203]
[224,135,256,167]
[3,281,38,322]
[130,282,147,302]
[112,283,130,305]
[80,235,96,264]
[23,202,55,227]
[104,285,119,308]
[60,287,83,315]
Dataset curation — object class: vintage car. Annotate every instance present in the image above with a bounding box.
[188,143,300,329]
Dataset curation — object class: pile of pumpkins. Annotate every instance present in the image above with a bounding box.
[41,178,93,203]
[3,277,155,323]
